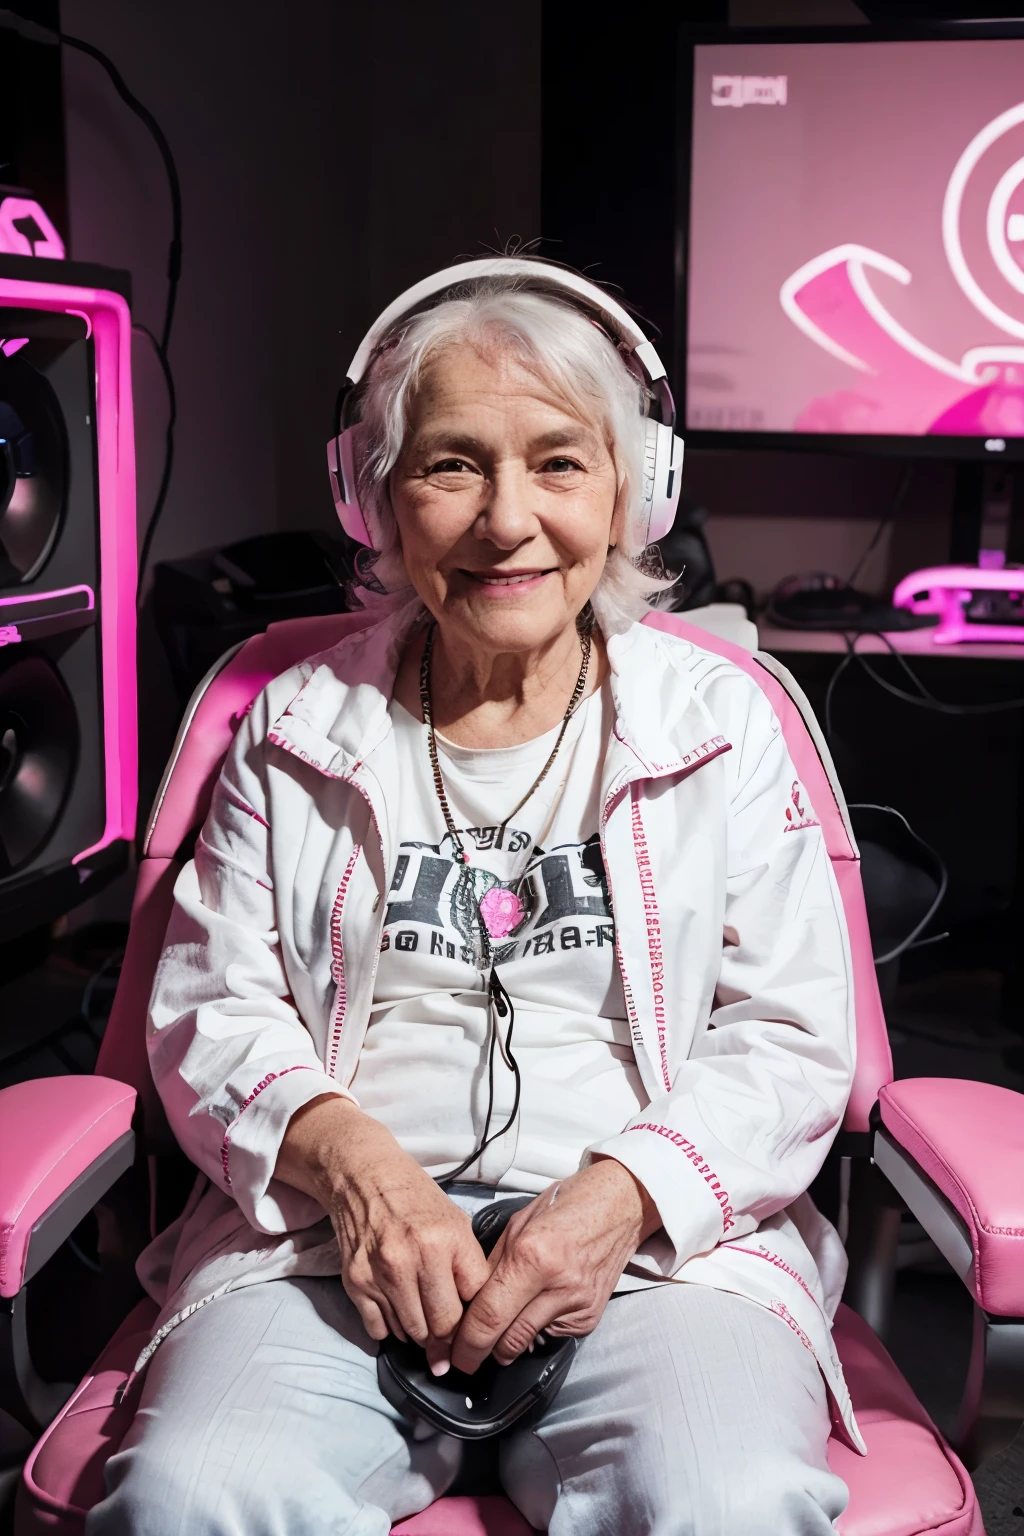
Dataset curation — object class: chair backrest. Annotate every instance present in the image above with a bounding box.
[97,612,374,1147]
[97,609,891,1148]
[643,614,892,1133]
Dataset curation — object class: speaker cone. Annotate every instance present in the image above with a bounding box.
[0,352,68,586]
[0,652,78,875]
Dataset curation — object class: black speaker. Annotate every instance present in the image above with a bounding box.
[0,254,136,941]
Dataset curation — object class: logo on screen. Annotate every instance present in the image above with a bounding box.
[711,75,787,109]
[776,102,1024,437]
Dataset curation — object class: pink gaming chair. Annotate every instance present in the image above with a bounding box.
[3,609,1023,1536]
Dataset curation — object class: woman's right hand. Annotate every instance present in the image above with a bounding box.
[276,1094,490,1373]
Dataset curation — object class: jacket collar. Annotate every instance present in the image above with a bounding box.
[266,599,421,781]
[266,600,730,789]
[604,621,730,779]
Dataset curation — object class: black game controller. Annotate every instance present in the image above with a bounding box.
[376,1196,581,1439]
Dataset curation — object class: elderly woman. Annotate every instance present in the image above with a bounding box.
[90,262,859,1536]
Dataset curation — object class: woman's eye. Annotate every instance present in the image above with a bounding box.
[542,457,584,474]
[427,458,474,474]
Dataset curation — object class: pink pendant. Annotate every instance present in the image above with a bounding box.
[479,886,525,940]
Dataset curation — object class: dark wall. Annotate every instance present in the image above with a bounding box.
[0,8,67,238]
[541,0,727,362]
[61,1,541,577]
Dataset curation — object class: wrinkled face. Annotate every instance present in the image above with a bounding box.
[389,342,621,655]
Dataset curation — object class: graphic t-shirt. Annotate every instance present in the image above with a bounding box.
[350,683,647,1189]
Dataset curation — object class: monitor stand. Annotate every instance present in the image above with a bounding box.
[950,462,1024,568]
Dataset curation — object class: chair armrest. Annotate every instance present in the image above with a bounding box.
[875,1078,1024,1317]
[0,1076,136,1299]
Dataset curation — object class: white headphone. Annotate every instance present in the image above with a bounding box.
[326,256,684,550]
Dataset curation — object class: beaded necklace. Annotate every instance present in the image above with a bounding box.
[418,620,591,875]
[417,617,592,1185]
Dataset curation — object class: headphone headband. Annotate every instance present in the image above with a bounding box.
[345,256,670,407]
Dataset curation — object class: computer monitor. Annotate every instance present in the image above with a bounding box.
[683,28,1024,462]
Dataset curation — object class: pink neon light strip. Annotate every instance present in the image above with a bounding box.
[64,309,92,340]
[0,583,95,611]
[0,280,137,864]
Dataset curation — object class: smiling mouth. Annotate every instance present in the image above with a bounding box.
[462,569,555,586]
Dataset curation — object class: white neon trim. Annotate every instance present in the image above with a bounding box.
[847,260,972,382]
[779,246,880,373]
[780,244,925,375]
[1009,214,1024,242]
[988,156,1024,299]
[961,344,1024,381]
[943,102,1024,341]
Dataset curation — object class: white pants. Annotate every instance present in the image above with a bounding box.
[87,1273,847,1535]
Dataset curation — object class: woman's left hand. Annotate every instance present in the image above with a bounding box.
[450,1157,661,1374]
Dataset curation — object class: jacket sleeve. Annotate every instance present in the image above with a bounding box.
[148,685,354,1236]
[589,678,855,1274]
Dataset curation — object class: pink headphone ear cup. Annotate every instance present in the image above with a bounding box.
[337,497,374,548]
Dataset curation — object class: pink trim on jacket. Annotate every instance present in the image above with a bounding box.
[614,937,646,1057]
[220,784,270,831]
[674,733,729,771]
[327,846,362,1077]
[728,1244,825,1316]
[219,1066,316,1189]
[596,792,646,1060]
[626,1121,735,1232]
[770,1298,815,1355]
[629,791,672,1091]
[266,729,346,779]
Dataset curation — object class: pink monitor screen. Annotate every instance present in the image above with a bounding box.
[687,39,1024,442]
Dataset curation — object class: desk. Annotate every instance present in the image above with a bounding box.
[757,623,1024,662]
[754,622,1024,1027]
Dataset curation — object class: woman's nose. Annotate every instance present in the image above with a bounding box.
[474,464,537,548]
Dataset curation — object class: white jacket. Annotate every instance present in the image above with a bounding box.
[137,604,864,1450]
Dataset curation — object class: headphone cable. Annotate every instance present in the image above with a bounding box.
[434,968,522,1189]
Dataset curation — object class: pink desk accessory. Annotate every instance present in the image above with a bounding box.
[893,561,1024,645]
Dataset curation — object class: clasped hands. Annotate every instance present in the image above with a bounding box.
[278,1096,660,1376]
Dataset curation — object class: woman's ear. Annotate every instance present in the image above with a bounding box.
[608,472,630,551]
[385,475,404,552]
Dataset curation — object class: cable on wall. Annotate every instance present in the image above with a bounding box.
[846,464,914,588]
[59,31,182,597]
